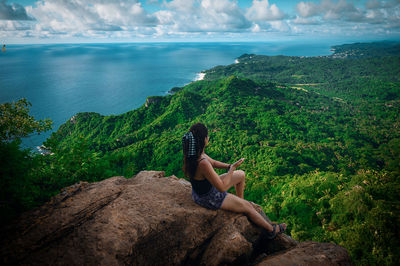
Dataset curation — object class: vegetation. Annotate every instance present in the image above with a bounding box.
[0,99,52,224]
[330,41,400,58]
[1,42,399,265]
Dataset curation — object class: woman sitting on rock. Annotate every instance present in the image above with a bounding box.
[182,123,286,239]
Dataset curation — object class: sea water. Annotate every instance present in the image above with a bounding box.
[0,42,334,150]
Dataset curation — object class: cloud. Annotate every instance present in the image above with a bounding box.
[21,0,159,39]
[296,1,320,17]
[292,16,321,25]
[200,0,251,30]
[251,23,261,32]
[164,0,196,13]
[290,0,400,38]
[0,0,34,20]
[269,20,289,31]
[1,0,399,42]
[366,0,382,9]
[0,20,31,30]
[296,0,400,24]
[322,0,364,22]
[366,0,400,9]
[3,0,263,39]
[244,0,291,33]
[246,0,286,21]
[93,1,158,26]
[156,0,252,33]
[296,0,364,22]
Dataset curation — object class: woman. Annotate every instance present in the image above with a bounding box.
[182,123,286,239]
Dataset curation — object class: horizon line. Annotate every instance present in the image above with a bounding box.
[4,39,400,46]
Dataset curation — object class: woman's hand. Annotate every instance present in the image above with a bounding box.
[231,158,245,170]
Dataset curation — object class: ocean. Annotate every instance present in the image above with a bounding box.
[0,42,334,150]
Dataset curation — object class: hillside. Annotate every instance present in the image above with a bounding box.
[9,42,400,265]
[330,41,400,58]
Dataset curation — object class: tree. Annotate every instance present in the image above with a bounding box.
[0,98,52,226]
[0,98,52,142]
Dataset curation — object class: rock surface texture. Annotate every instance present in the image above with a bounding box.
[0,171,352,265]
[255,241,351,266]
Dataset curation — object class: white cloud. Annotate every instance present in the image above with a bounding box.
[365,8,386,23]
[292,16,320,25]
[251,23,261,32]
[246,0,286,21]
[94,1,158,26]
[0,0,34,20]
[295,0,364,22]
[322,0,364,22]
[154,9,174,25]
[21,0,159,39]
[288,0,400,38]
[156,0,251,33]
[0,20,31,31]
[1,0,399,42]
[296,1,320,17]
[269,20,289,31]
[200,0,251,30]
[366,0,382,9]
[164,0,196,13]
[364,0,400,25]
[367,0,400,9]
[296,0,400,25]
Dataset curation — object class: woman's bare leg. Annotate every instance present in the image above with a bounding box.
[234,170,245,199]
[221,193,286,233]
[220,170,246,199]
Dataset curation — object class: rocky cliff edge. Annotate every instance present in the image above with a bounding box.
[0,171,351,265]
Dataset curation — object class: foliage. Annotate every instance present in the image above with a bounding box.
[0,98,52,142]
[0,99,52,225]
[330,41,400,58]
[0,139,36,224]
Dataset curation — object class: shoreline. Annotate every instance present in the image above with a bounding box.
[16,41,352,150]
[195,72,206,81]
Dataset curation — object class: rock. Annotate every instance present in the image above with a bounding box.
[145,96,163,108]
[0,171,350,265]
[69,115,77,124]
[255,241,352,266]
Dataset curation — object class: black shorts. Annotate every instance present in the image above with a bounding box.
[192,186,227,210]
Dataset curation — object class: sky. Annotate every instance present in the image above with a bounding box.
[0,0,399,44]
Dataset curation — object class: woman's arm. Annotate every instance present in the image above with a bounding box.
[204,154,230,170]
[200,160,234,192]
[200,158,245,192]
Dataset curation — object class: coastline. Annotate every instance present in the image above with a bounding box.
[195,72,206,81]
[14,42,336,150]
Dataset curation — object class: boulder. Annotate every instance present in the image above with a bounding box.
[0,171,351,265]
[255,241,352,266]
[144,96,163,108]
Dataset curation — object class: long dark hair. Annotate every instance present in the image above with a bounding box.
[182,123,208,178]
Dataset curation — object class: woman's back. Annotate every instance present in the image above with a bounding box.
[190,157,212,195]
